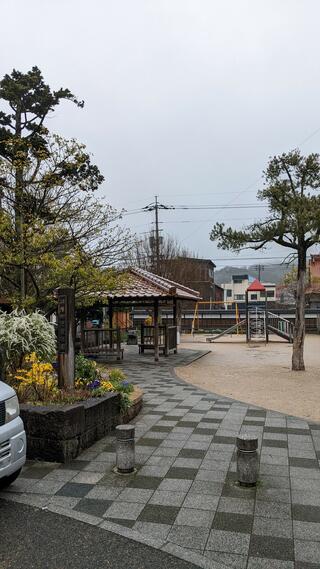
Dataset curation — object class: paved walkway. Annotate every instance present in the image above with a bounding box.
[2,348,320,569]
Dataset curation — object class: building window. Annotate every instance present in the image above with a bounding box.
[233,276,243,283]
[226,289,232,297]
[234,294,245,300]
[251,294,258,300]
[267,291,274,298]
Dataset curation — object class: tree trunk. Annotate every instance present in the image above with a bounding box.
[14,106,26,302]
[292,248,306,371]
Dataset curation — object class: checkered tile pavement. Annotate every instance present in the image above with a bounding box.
[2,348,320,569]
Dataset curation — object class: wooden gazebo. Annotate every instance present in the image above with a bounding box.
[81,268,200,362]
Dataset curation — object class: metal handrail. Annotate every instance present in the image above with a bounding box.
[267,312,291,325]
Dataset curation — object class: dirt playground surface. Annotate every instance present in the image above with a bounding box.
[176,334,320,422]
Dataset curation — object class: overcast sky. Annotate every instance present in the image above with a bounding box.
[2,1,320,267]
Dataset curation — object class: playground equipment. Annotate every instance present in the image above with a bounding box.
[191,300,241,335]
[205,279,294,343]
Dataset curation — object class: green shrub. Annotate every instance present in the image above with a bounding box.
[0,310,56,379]
[75,354,101,387]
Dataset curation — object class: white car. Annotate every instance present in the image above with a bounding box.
[0,381,26,488]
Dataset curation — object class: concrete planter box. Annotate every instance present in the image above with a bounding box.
[20,392,121,463]
[20,388,143,463]
[121,387,143,424]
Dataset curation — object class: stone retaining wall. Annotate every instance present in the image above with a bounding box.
[20,390,142,463]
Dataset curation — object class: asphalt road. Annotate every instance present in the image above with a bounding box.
[0,499,199,569]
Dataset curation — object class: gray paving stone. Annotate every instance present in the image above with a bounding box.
[149,490,187,506]
[42,469,77,482]
[172,457,202,469]
[293,521,320,541]
[86,486,121,500]
[115,488,153,503]
[292,504,320,522]
[104,500,145,520]
[212,511,253,533]
[292,490,320,506]
[290,467,320,480]
[152,446,181,457]
[195,469,227,482]
[138,504,179,525]
[247,558,294,568]
[158,478,192,492]
[74,498,111,517]
[253,517,293,538]
[145,455,175,467]
[137,465,171,477]
[255,500,292,519]
[261,475,290,489]
[3,478,37,493]
[168,525,210,551]
[83,461,114,473]
[249,534,294,560]
[72,471,105,484]
[205,551,248,568]
[206,529,250,555]
[295,540,320,563]
[183,493,219,511]
[190,480,224,496]
[256,487,291,503]
[47,495,81,509]
[259,464,289,477]
[174,507,215,528]
[218,496,254,514]
[133,521,171,541]
[30,480,67,495]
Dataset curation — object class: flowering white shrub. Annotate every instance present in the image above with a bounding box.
[0,310,56,378]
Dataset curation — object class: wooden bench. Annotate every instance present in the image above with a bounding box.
[138,343,165,355]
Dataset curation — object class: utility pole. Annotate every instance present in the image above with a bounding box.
[253,264,264,281]
[155,195,160,274]
[142,197,174,275]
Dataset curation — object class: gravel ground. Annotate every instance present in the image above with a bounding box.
[176,334,320,422]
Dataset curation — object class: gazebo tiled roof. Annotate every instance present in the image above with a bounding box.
[107,268,201,301]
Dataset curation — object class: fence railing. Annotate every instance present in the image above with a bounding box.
[81,327,123,360]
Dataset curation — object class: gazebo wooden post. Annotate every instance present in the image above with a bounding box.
[173,297,178,354]
[154,298,159,362]
[108,299,113,350]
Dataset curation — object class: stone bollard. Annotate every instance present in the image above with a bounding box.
[115,425,135,474]
[236,435,259,487]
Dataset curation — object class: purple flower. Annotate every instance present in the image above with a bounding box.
[88,379,101,390]
[121,380,129,386]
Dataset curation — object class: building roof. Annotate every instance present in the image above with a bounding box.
[175,257,216,268]
[247,278,266,292]
[232,274,248,281]
[106,268,201,301]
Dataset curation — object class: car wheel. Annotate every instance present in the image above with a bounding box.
[0,468,22,489]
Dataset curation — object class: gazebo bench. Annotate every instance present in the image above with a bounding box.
[138,343,166,355]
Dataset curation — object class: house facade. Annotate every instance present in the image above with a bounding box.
[221,274,276,304]
[164,257,222,302]
[306,254,320,308]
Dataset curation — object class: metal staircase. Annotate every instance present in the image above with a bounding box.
[267,312,294,343]
[206,309,294,343]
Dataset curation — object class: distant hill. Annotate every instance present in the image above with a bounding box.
[214,264,293,286]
